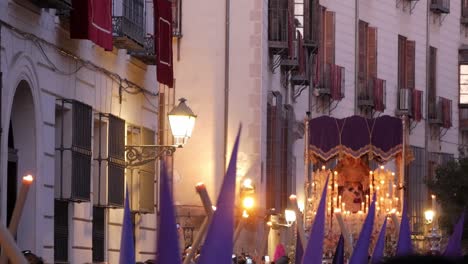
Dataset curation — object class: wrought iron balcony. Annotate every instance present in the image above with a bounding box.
[112,16,145,51]
[357,77,386,112]
[128,35,156,65]
[112,0,145,51]
[268,7,289,52]
[428,96,451,128]
[29,0,72,10]
[314,63,345,101]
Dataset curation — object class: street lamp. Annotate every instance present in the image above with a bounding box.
[424,209,441,254]
[125,98,197,167]
[168,98,197,146]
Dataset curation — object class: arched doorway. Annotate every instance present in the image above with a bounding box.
[7,80,37,252]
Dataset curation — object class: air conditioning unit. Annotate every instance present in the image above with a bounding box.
[127,126,156,214]
[397,88,412,114]
[430,0,450,14]
[93,114,125,207]
[55,100,92,202]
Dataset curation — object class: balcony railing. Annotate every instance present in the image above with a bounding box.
[430,0,450,14]
[428,96,452,128]
[397,88,412,116]
[112,0,146,50]
[357,77,386,112]
[428,97,442,125]
[29,0,72,10]
[315,63,345,101]
[268,8,289,50]
[128,35,156,65]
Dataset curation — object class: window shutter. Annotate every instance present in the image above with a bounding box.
[367,27,377,79]
[288,0,295,58]
[108,115,125,207]
[428,47,437,119]
[412,89,423,122]
[298,31,305,74]
[398,35,407,90]
[158,92,165,145]
[324,11,335,65]
[358,21,368,79]
[463,0,468,18]
[92,206,105,262]
[442,98,452,128]
[303,0,311,42]
[373,78,385,112]
[71,101,92,201]
[405,40,416,90]
[54,200,69,262]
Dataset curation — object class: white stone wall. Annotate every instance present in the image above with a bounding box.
[0,0,159,263]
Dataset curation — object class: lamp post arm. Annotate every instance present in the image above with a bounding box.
[125,145,179,167]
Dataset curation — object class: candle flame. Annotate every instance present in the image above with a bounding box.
[22,175,33,184]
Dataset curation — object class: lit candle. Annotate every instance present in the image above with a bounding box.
[432,195,436,213]
[361,202,364,212]
[338,195,342,207]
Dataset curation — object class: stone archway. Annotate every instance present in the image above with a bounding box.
[8,80,37,252]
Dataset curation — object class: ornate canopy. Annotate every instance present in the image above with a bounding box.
[308,115,403,162]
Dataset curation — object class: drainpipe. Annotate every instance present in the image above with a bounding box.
[223,0,231,172]
[424,0,430,201]
[354,0,359,115]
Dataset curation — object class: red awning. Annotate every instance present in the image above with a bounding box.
[70,0,113,51]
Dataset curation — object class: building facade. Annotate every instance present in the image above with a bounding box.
[0,0,467,263]
[0,0,162,263]
[173,0,468,258]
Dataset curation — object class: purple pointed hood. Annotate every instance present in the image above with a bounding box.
[302,176,329,264]
[197,126,242,264]
[349,192,376,264]
[156,162,182,264]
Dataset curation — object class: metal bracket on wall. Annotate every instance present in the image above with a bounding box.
[408,119,418,134]
[396,0,418,14]
[125,145,178,167]
[432,13,448,26]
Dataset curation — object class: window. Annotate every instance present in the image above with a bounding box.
[127,126,156,213]
[54,200,69,262]
[172,0,182,37]
[294,0,304,35]
[93,114,125,207]
[92,206,105,262]
[460,65,468,104]
[55,100,92,202]
[303,0,319,44]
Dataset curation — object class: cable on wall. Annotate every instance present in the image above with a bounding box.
[0,19,158,98]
